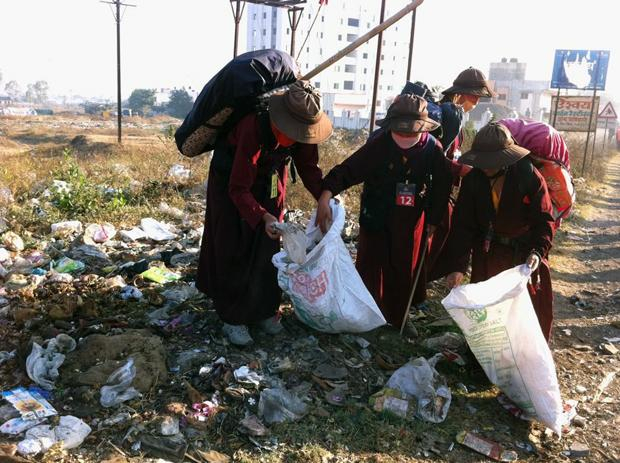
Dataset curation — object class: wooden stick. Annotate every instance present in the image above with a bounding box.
[301,0,425,81]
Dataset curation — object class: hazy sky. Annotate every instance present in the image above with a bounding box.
[0,0,618,103]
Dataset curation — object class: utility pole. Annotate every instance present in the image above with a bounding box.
[101,0,136,144]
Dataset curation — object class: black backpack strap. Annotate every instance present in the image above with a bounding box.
[515,156,538,202]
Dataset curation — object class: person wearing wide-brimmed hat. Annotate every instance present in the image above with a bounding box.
[444,123,556,340]
[196,80,333,346]
[316,94,452,334]
[424,67,497,282]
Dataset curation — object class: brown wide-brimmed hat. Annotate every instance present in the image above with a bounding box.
[442,67,497,98]
[459,122,530,169]
[376,94,440,134]
[269,80,333,144]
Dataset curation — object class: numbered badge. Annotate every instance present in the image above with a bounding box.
[395,182,416,207]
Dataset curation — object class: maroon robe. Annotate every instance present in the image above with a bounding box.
[196,113,323,325]
[322,131,452,327]
[446,160,556,340]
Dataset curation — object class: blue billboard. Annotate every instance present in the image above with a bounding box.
[551,50,610,90]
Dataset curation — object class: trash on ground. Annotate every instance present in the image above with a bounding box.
[369,387,416,419]
[159,416,180,436]
[0,417,46,435]
[100,358,142,407]
[456,430,518,462]
[140,218,178,241]
[168,164,191,182]
[2,232,24,252]
[83,223,116,245]
[51,220,83,236]
[52,257,85,274]
[141,266,182,284]
[422,332,466,352]
[442,265,563,434]
[258,387,308,424]
[1,387,57,420]
[26,334,76,390]
[17,415,91,455]
[568,441,590,458]
[385,354,451,423]
[592,371,616,402]
[233,366,263,387]
[139,433,188,463]
[239,414,270,436]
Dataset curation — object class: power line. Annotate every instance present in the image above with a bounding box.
[100,0,136,144]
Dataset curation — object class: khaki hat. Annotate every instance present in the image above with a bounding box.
[442,67,497,98]
[460,122,530,169]
[376,94,440,133]
[268,80,333,144]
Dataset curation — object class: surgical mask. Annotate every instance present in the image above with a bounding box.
[391,132,421,149]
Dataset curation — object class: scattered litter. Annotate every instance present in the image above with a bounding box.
[369,388,415,419]
[159,202,186,220]
[592,371,616,402]
[601,343,619,355]
[1,387,57,420]
[52,257,85,274]
[0,417,46,435]
[83,223,116,245]
[100,358,142,407]
[168,164,191,182]
[120,227,148,242]
[575,385,587,394]
[120,285,143,300]
[0,350,15,365]
[422,332,466,352]
[160,416,180,436]
[17,415,91,455]
[141,266,182,284]
[51,220,83,236]
[26,334,76,390]
[138,433,188,463]
[258,388,308,424]
[233,366,263,387]
[140,218,177,241]
[385,354,451,423]
[568,441,590,458]
[2,232,24,252]
[313,363,348,380]
[456,430,518,462]
[239,414,270,436]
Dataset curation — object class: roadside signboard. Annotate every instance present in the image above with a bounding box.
[551,50,610,90]
[598,102,618,120]
[550,96,600,131]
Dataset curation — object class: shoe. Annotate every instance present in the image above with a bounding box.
[222,323,253,346]
[258,316,284,335]
[401,319,419,338]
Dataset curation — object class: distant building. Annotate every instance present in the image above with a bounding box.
[0,95,11,107]
[246,0,414,128]
[488,57,551,121]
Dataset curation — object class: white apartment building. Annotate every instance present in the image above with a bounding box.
[246,0,415,128]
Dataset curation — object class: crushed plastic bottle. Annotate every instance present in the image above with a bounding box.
[100,358,142,407]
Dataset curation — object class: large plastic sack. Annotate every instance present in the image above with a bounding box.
[272,201,386,333]
[441,265,563,434]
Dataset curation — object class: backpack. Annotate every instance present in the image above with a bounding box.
[400,81,443,126]
[499,118,575,223]
[175,49,299,158]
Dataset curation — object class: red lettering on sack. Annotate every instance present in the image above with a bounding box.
[292,271,328,303]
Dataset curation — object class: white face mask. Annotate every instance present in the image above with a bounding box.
[391,131,421,149]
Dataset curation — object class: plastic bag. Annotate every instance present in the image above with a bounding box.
[258,387,307,424]
[140,218,177,241]
[100,358,142,407]
[83,223,116,245]
[385,354,452,423]
[272,201,386,333]
[17,415,91,455]
[26,334,77,390]
[441,265,563,435]
[273,222,307,265]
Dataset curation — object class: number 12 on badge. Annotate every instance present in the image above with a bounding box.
[396,183,416,207]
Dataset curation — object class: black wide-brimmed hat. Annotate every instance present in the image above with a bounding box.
[459,122,530,169]
[376,94,440,134]
[442,67,496,98]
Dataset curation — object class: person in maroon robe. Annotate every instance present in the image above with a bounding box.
[445,123,556,340]
[426,67,497,283]
[316,95,452,335]
[196,81,333,346]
